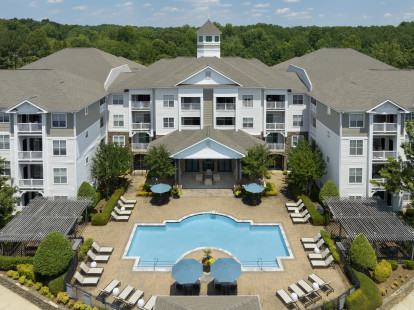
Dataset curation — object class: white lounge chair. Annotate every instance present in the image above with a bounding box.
[120,195,136,204]
[99,279,121,295]
[292,214,311,224]
[92,241,113,254]
[111,212,129,221]
[114,206,132,216]
[196,173,203,182]
[290,209,309,218]
[308,274,334,295]
[114,285,134,302]
[87,250,110,262]
[297,280,322,302]
[276,289,298,309]
[288,283,313,308]
[303,238,324,250]
[213,173,220,182]
[308,248,331,260]
[118,200,134,210]
[140,296,156,310]
[124,289,144,307]
[74,271,100,285]
[79,262,103,275]
[301,232,322,244]
[311,255,334,268]
[286,199,303,207]
[287,203,305,213]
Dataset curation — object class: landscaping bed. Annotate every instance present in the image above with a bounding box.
[377,263,414,297]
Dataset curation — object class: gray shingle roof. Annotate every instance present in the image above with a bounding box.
[149,127,266,156]
[154,296,262,310]
[196,20,222,35]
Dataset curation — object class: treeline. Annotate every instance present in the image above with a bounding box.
[1,18,414,69]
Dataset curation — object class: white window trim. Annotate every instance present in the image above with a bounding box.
[242,117,254,128]
[0,112,10,123]
[51,113,67,129]
[113,135,126,146]
[163,95,175,108]
[348,168,363,184]
[163,117,174,128]
[292,115,303,127]
[0,135,10,150]
[291,135,305,147]
[113,94,124,105]
[242,95,254,108]
[292,94,304,105]
[52,140,67,157]
[113,114,125,128]
[53,167,68,185]
[349,139,364,156]
[85,107,88,115]
[349,113,365,128]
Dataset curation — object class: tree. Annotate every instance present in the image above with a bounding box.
[90,143,132,196]
[287,138,327,195]
[241,144,272,180]
[319,180,340,203]
[144,145,176,181]
[349,233,378,270]
[0,157,19,226]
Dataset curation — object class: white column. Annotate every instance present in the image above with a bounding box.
[366,114,374,197]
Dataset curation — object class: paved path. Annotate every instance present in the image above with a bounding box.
[0,284,41,310]
[390,289,414,310]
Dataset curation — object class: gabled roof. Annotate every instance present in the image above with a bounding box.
[196,20,222,35]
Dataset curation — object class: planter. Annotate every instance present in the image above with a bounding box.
[173,194,180,199]
[203,265,211,273]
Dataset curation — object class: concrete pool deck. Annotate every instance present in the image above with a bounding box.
[80,171,347,309]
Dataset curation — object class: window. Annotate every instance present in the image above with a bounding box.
[53,168,67,184]
[293,95,304,105]
[243,117,253,128]
[349,114,364,128]
[85,157,89,165]
[266,95,285,102]
[216,97,235,110]
[349,195,363,200]
[100,116,104,128]
[113,94,124,105]
[163,95,174,108]
[0,135,10,150]
[163,117,174,128]
[131,94,150,102]
[292,135,304,147]
[51,114,67,128]
[1,161,10,176]
[242,95,253,108]
[181,97,201,110]
[349,168,363,184]
[327,107,331,115]
[215,35,220,42]
[216,117,235,126]
[327,156,330,163]
[100,99,106,113]
[113,115,124,127]
[350,140,363,156]
[293,115,303,127]
[0,113,9,123]
[53,140,67,156]
[312,117,316,128]
[198,36,203,42]
[100,97,106,105]
[181,117,200,126]
[113,135,125,146]
[85,107,88,115]
[85,131,88,138]
[206,35,212,42]
[205,70,211,78]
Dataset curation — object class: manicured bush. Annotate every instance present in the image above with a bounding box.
[345,269,382,310]
[136,183,153,197]
[349,233,378,270]
[27,279,34,287]
[282,169,287,175]
[388,260,399,271]
[298,194,326,225]
[48,273,66,295]
[0,256,34,270]
[91,188,125,225]
[405,209,414,218]
[262,182,278,196]
[373,260,392,283]
[33,232,73,278]
[74,300,87,310]
[78,238,94,260]
[17,264,35,281]
[320,230,340,263]
[403,260,414,270]
[7,270,19,279]
[68,299,75,308]
[319,180,340,203]
[77,182,99,207]
[19,275,27,285]
[264,171,271,179]
[56,292,70,304]
[35,282,43,290]
[40,286,50,296]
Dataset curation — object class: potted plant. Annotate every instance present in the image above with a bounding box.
[171,185,181,199]
[234,185,243,198]
[201,249,215,272]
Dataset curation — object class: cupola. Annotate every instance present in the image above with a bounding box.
[196,20,221,58]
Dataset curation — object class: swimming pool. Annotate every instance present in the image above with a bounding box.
[124,212,293,271]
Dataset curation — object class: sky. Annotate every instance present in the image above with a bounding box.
[1,0,414,28]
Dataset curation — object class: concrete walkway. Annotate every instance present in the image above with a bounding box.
[390,289,414,310]
[0,284,41,310]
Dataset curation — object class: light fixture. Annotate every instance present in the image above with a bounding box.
[91,261,97,268]
[113,287,119,297]
[291,293,298,301]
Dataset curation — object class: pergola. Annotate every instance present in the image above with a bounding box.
[0,197,91,254]
[324,197,414,260]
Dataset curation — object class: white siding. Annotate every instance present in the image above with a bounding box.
[155,88,180,135]
[238,89,262,135]
[108,93,129,133]
[286,93,309,132]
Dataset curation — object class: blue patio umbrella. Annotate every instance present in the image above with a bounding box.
[150,183,172,194]
[172,259,203,285]
[210,258,242,283]
[244,183,265,194]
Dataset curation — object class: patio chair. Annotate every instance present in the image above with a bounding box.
[114,285,134,302]
[213,173,220,182]
[292,214,311,224]
[87,250,110,262]
[290,209,309,218]
[303,238,324,251]
[92,241,113,254]
[297,280,322,303]
[79,262,103,276]
[120,195,137,205]
[276,289,298,309]
[118,200,134,210]
[287,203,305,213]
[288,283,313,308]
[140,296,157,310]
[114,206,132,216]
[308,274,334,295]
[310,255,334,268]
[124,288,144,307]
[196,173,203,182]
[301,232,322,244]
[111,212,129,221]
[99,279,121,295]
[286,199,303,207]
[74,271,100,285]
[308,248,331,260]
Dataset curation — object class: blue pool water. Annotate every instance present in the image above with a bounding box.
[126,213,290,269]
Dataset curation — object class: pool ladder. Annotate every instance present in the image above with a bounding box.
[153,257,158,270]
[257,257,263,270]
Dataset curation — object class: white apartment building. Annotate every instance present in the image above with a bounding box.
[0,20,413,210]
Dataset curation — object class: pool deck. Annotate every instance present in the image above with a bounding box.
[80,171,347,309]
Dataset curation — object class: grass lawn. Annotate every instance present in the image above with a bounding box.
[345,269,382,310]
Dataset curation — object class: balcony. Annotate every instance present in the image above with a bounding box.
[372,150,397,161]
[132,143,149,151]
[17,123,42,133]
[371,178,385,191]
[267,143,285,151]
[18,151,42,161]
[373,123,397,133]
[131,101,151,110]
[266,101,285,110]
[132,123,150,130]
[266,123,285,131]
[19,179,43,189]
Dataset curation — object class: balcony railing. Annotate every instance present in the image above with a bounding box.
[181,104,200,111]
[266,123,285,130]
[266,101,285,109]
[131,101,151,109]
[373,123,397,133]
[132,143,149,151]
[18,151,42,161]
[132,123,150,130]
[216,104,235,111]
[371,178,385,190]
[17,123,42,133]
[19,179,43,188]
[372,150,397,160]
[267,143,285,151]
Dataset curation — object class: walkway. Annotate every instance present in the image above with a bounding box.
[390,289,414,310]
[0,284,41,310]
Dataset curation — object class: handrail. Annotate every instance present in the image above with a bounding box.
[257,257,263,270]
[154,257,158,271]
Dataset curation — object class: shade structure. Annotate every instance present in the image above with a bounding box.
[150,183,172,194]
[244,183,265,194]
[172,259,203,285]
[211,258,242,283]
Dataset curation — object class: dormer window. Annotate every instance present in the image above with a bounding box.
[215,36,220,42]
[205,70,211,78]
[198,36,203,42]
[206,36,212,42]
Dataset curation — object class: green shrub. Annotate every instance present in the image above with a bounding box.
[91,188,125,225]
[282,169,287,175]
[33,232,73,278]
[262,182,278,196]
[319,180,340,203]
[7,270,19,279]
[68,299,75,308]
[298,195,326,225]
[393,280,399,286]
[19,275,27,285]
[388,260,398,271]
[136,183,153,197]
[403,260,414,270]
[35,282,43,290]
[74,300,87,310]
[373,260,392,283]
[320,230,340,263]
[0,256,34,270]
[405,209,414,218]
[17,264,35,281]
[349,233,378,270]
[27,280,34,287]
[346,269,382,310]
[78,238,94,260]
[56,292,70,304]
[77,182,99,207]
[48,273,66,295]
[40,286,50,296]
[264,171,271,179]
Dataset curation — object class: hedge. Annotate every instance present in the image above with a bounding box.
[346,269,382,310]
[48,273,66,295]
[91,188,125,225]
[373,260,392,283]
[403,260,414,270]
[136,183,154,197]
[388,260,398,271]
[77,182,99,207]
[349,233,377,270]
[320,230,340,263]
[319,180,339,203]
[0,256,34,271]
[262,182,277,196]
[78,238,94,260]
[298,195,326,226]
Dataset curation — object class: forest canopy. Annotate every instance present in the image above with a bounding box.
[1,18,414,69]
